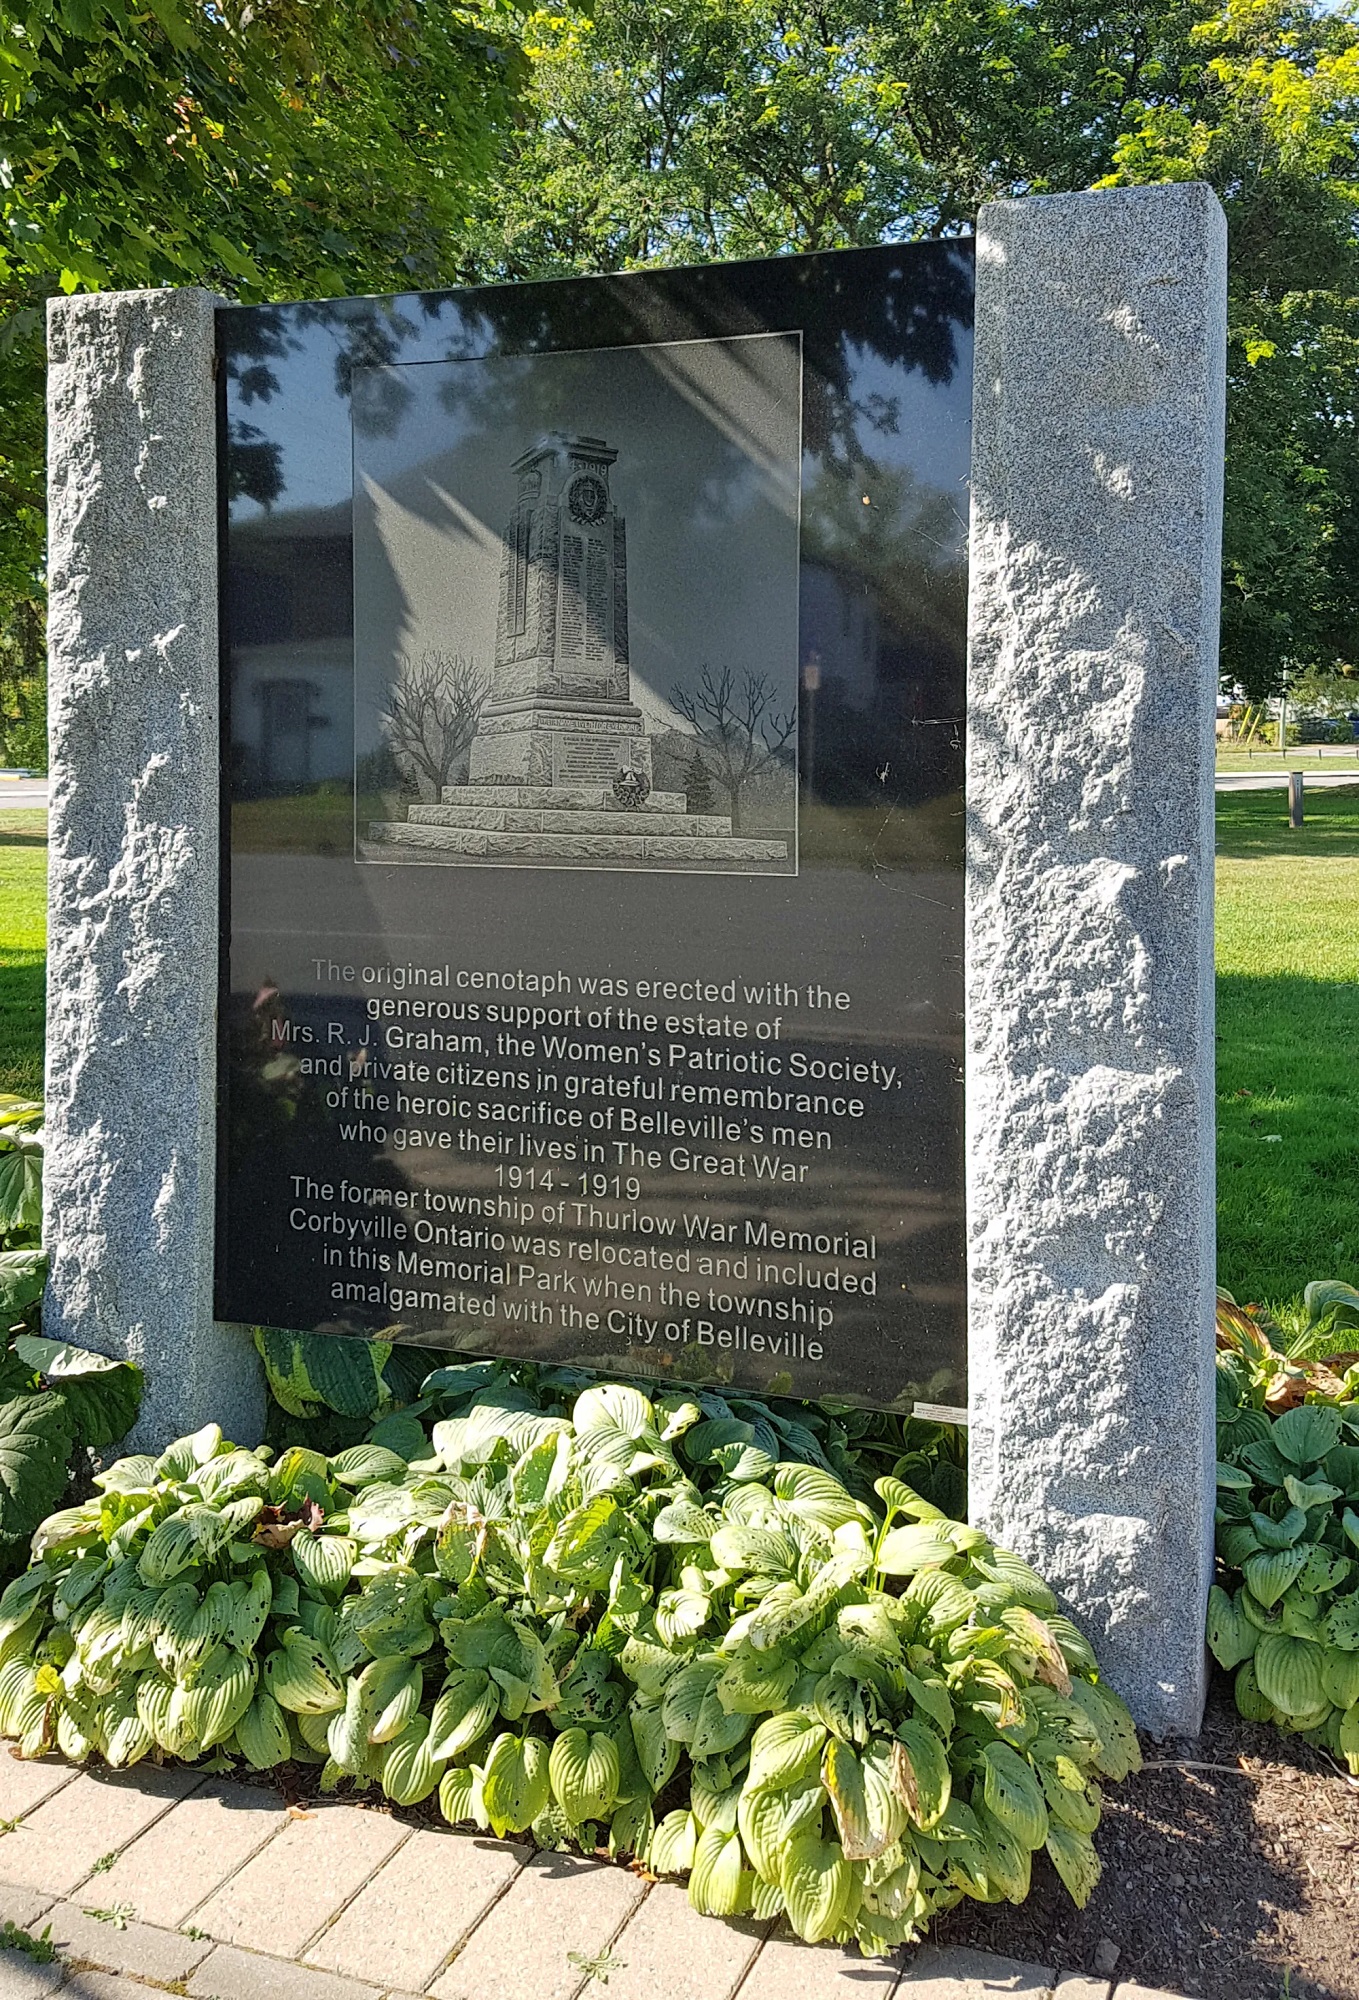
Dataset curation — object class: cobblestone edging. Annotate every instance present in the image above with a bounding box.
[0,1756,1186,2000]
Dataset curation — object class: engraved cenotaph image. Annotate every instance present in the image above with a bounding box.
[353,336,802,873]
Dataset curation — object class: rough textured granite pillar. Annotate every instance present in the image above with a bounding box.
[966,185,1225,1736]
[44,287,266,1451]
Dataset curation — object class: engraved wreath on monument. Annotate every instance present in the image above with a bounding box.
[352,336,801,877]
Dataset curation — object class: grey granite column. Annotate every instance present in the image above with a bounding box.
[44,288,266,1451]
[966,185,1226,1735]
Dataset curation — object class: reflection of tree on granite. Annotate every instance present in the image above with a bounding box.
[671,665,795,832]
[382,649,488,802]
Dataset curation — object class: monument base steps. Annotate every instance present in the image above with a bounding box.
[367,779,789,863]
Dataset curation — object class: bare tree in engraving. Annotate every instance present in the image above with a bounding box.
[670,666,795,831]
[382,650,488,802]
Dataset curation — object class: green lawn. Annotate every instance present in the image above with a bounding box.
[2,791,1357,1309]
[1215,783,1359,1306]
[0,809,46,1097]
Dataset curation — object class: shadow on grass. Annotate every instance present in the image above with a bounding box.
[1217,968,1359,1303]
[0,956,44,1097]
[1216,782,1359,859]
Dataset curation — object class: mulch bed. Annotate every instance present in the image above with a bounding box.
[935,1675,1359,2000]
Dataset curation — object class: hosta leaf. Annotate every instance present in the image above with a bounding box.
[343,1569,433,1659]
[382,1713,446,1805]
[1063,1681,1142,1782]
[981,1742,1048,1852]
[649,1808,699,1875]
[655,1584,711,1648]
[429,1669,499,1761]
[894,1721,952,1831]
[271,1446,333,1510]
[876,1525,959,1575]
[292,1534,355,1598]
[969,1549,1058,1614]
[714,1651,797,1716]
[1233,1658,1276,1722]
[1322,1595,1359,1651]
[368,1658,424,1743]
[1341,1702,1359,1778]
[651,1502,714,1546]
[481,1732,550,1836]
[573,1383,654,1440]
[0,1132,43,1236]
[1272,1406,1343,1468]
[543,1497,624,1585]
[263,1632,343,1714]
[823,1738,907,1861]
[631,1700,681,1793]
[688,1825,747,1917]
[1254,1634,1327,1719]
[510,1432,572,1512]
[329,1445,409,1488]
[780,1833,853,1944]
[549,1727,620,1825]
[771,1463,865,1530]
[751,1876,788,1923]
[100,1686,152,1769]
[1320,1648,1359,1711]
[12,1339,142,1452]
[254,1328,390,1421]
[1296,1548,1351,1597]
[439,1763,485,1828]
[328,1674,376,1776]
[619,1636,683,1702]
[975,1800,1032,1903]
[1044,1822,1101,1907]
[196,1645,258,1749]
[609,1794,654,1861]
[1243,1546,1310,1610]
[748,1709,828,1789]
[1038,1757,1102,1835]
[902,1569,974,1639]
[1251,1507,1307,1549]
[683,1418,776,1483]
[0,1249,46,1323]
[1001,1608,1072,1695]
[1207,1586,1258,1669]
[661,1663,717,1744]
[229,1569,273,1654]
[710,1524,796,1575]
[738,1777,824,1883]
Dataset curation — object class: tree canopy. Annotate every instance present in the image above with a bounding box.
[0,0,526,755]
[461,0,1359,701]
[3,0,1358,753]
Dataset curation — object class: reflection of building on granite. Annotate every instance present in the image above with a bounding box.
[227,503,352,792]
[367,434,791,869]
[797,560,962,805]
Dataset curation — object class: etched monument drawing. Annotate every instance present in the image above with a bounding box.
[366,431,792,870]
[354,336,801,876]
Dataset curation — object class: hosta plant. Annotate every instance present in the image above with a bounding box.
[1212,1350,1359,1767]
[0,1374,1137,1955]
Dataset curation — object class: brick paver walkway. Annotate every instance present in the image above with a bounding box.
[0,1755,1185,2000]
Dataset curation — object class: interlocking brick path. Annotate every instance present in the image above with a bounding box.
[0,1753,1187,2000]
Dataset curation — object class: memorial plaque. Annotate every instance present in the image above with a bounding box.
[216,243,973,1411]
